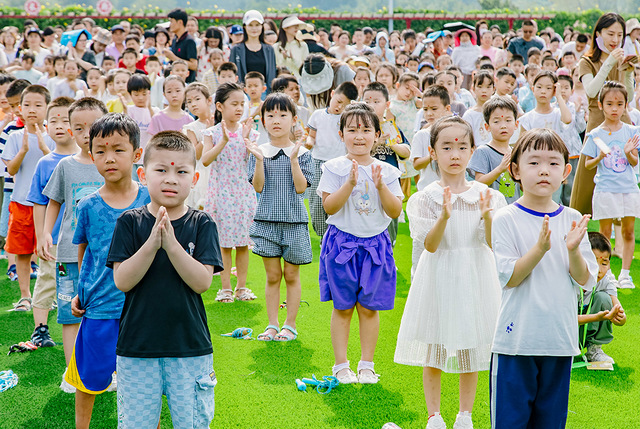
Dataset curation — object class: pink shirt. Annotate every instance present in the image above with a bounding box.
[148,111,194,136]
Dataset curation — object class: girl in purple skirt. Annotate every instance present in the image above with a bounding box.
[317,103,404,384]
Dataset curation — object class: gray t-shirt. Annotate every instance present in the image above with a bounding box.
[43,156,104,262]
[468,144,521,204]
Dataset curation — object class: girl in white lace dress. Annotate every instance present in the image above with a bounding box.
[394,116,505,429]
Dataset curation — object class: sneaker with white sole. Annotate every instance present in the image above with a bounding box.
[107,372,117,391]
[586,344,615,364]
[618,276,635,289]
[60,368,76,393]
[453,411,473,429]
[426,413,446,429]
[358,369,379,384]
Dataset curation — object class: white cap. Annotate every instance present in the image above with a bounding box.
[282,15,305,29]
[243,10,264,25]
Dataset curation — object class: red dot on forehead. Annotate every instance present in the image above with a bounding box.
[171,162,174,165]
[455,138,458,141]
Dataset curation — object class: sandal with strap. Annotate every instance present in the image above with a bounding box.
[257,325,280,341]
[10,297,32,312]
[234,287,257,301]
[274,324,298,342]
[215,289,234,303]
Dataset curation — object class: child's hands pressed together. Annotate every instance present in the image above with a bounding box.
[565,214,590,252]
[149,206,165,251]
[479,189,493,220]
[348,159,359,186]
[245,138,264,161]
[442,186,452,220]
[160,208,178,251]
[537,215,551,253]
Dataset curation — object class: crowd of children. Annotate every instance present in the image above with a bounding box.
[0,8,636,429]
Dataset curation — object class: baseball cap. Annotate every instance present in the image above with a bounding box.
[243,10,264,25]
[230,25,244,35]
[111,24,125,33]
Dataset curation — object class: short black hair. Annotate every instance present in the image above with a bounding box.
[527,47,542,58]
[21,84,50,104]
[533,70,558,86]
[168,8,188,26]
[509,54,524,64]
[558,74,574,90]
[144,131,196,167]
[577,34,588,44]
[363,81,389,102]
[102,55,116,63]
[422,85,450,107]
[121,48,138,59]
[339,102,380,134]
[474,70,494,88]
[260,92,297,125]
[127,74,151,93]
[69,97,108,118]
[333,81,358,101]
[482,95,518,123]
[6,79,30,99]
[541,56,558,67]
[219,62,238,75]
[496,67,516,80]
[0,73,16,86]
[245,71,265,84]
[21,52,36,63]
[588,231,612,255]
[271,75,299,93]
[89,113,140,152]
[46,96,73,118]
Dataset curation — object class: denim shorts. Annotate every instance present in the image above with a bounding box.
[56,262,82,325]
[116,354,215,429]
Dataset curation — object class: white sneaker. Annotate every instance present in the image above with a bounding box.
[453,411,473,429]
[426,413,446,429]
[333,367,358,384]
[60,368,76,394]
[618,276,635,289]
[586,344,615,364]
[107,372,117,392]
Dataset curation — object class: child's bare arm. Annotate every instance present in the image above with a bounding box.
[33,203,47,255]
[390,142,411,158]
[39,199,61,261]
[555,83,572,124]
[372,164,402,218]
[610,296,627,326]
[290,141,308,194]
[413,155,431,170]
[4,131,30,176]
[566,215,591,286]
[425,186,451,253]
[323,159,357,214]
[584,153,605,170]
[475,152,511,186]
[305,128,316,150]
[506,215,550,287]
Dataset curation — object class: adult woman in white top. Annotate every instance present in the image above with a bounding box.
[274,15,309,79]
[329,31,355,61]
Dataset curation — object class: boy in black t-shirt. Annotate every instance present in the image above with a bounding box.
[107,131,223,427]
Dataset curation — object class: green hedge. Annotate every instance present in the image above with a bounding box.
[0,6,629,35]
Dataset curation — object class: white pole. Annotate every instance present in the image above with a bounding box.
[388,0,393,32]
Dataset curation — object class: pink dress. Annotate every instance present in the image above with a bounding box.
[203,123,259,248]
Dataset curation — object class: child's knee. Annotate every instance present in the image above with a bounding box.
[592,291,613,311]
[621,226,635,240]
[283,266,299,284]
[265,269,282,284]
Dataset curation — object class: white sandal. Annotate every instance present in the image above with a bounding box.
[234,287,257,301]
[214,289,234,303]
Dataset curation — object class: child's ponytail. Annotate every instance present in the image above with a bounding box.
[214,82,244,125]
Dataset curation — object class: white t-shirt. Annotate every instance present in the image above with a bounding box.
[317,156,403,238]
[1,129,56,206]
[491,203,598,356]
[308,108,344,161]
[462,109,491,146]
[411,129,439,190]
[519,108,568,136]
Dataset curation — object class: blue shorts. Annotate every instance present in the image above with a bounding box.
[490,354,572,429]
[56,262,82,325]
[116,354,215,429]
[66,318,119,394]
[0,190,11,238]
[250,221,312,265]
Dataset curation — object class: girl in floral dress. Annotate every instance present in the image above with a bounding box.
[202,83,260,302]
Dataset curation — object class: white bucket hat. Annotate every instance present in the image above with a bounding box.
[301,56,334,95]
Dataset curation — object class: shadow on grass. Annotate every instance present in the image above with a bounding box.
[321,383,419,429]
[248,340,320,385]
[571,365,635,391]
[207,298,262,334]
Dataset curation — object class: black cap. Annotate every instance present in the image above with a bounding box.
[42,27,55,37]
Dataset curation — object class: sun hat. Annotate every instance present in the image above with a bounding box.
[425,30,446,44]
[93,28,112,46]
[301,56,334,95]
[454,28,477,46]
[282,15,305,29]
[297,24,316,41]
[243,10,264,25]
[627,18,640,34]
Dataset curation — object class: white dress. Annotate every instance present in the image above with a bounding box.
[183,121,208,210]
[395,181,506,373]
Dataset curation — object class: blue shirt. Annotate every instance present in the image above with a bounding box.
[73,184,150,319]
[582,123,640,194]
[26,152,69,244]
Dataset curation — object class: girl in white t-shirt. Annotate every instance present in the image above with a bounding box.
[317,103,403,385]
[395,116,505,429]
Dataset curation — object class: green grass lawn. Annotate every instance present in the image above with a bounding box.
[0,219,638,429]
